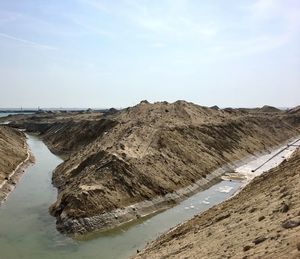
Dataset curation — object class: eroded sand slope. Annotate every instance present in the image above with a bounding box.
[5,101,300,235]
[45,101,300,234]
[0,126,28,202]
[135,148,300,259]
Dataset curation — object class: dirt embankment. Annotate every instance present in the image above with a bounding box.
[135,148,300,259]
[40,101,299,235]
[39,119,118,158]
[5,102,300,235]
[0,126,30,203]
[6,111,116,159]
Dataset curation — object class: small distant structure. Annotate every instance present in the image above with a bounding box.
[36,107,46,114]
[86,108,93,113]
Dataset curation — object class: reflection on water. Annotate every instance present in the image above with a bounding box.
[0,134,241,259]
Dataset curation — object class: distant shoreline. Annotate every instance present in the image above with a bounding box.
[0,109,109,115]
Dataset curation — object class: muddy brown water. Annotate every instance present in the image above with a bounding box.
[0,134,296,259]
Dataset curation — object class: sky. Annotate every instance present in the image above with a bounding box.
[0,0,299,108]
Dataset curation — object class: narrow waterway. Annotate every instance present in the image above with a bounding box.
[0,135,298,259]
[0,112,34,118]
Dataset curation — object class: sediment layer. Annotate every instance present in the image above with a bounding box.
[48,102,300,235]
[5,101,300,235]
[0,126,31,203]
[134,148,300,259]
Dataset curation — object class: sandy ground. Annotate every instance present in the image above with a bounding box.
[4,101,300,235]
[0,126,33,203]
[135,148,300,259]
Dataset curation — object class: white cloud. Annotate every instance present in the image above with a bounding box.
[81,0,218,42]
[149,42,167,48]
[0,32,57,50]
[122,0,218,41]
[66,14,114,37]
[252,0,278,16]
[79,0,111,13]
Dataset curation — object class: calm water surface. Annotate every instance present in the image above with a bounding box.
[0,112,34,118]
[0,134,241,259]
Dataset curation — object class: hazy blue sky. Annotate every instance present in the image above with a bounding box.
[0,0,299,108]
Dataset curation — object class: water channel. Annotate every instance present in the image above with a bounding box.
[0,134,298,259]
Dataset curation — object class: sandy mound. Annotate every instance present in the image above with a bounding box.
[288,106,300,114]
[0,126,27,181]
[259,105,281,113]
[135,148,300,259]
[0,126,28,202]
[46,101,299,235]
[5,101,300,235]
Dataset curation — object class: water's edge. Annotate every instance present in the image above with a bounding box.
[0,134,239,259]
[0,134,298,259]
[0,133,34,205]
[55,135,300,237]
